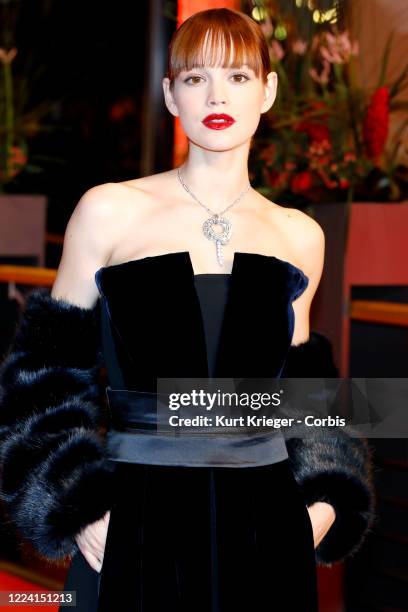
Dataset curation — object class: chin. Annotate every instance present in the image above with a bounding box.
[187,132,252,153]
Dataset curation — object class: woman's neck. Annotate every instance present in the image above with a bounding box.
[179,148,251,211]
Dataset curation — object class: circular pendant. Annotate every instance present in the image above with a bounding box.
[202,215,232,245]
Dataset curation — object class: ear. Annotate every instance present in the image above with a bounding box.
[261,71,278,114]
[162,77,179,118]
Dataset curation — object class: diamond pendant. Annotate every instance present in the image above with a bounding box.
[202,214,232,267]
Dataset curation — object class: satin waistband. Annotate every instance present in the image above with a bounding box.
[104,387,289,468]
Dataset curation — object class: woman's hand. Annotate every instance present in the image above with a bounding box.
[75,510,110,573]
[306,502,336,549]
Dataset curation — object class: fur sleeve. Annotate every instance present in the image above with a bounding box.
[280,331,378,567]
[0,288,117,561]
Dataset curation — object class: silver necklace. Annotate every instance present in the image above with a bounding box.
[177,167,251,267]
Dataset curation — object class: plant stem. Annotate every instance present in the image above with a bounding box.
[4,58,14,180]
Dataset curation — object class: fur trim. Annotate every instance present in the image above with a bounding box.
[281,331,377,566]
[0,289,114,560]
[282,331,339,378]
[285,430,377,567]
[5,431,117,559]
[4,288,102,369]
[0,364,100,432]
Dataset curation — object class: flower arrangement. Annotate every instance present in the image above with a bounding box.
[0,42,61,193]
[249,12,408,206]
[0,0,64,193]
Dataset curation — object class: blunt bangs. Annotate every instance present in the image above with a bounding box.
[167,8,270,89]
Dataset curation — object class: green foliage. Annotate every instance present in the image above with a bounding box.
[0,0,64,191]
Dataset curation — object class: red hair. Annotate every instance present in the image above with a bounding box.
[166,8,271,91]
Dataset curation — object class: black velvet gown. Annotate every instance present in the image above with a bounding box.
[62,251,319,612]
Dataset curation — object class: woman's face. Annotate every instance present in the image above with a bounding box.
[163,59,277,152]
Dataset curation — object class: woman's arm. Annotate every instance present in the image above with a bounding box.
[0,184,121,561]
[50,183,119,307]
[281,211,377,566]
[281,333,377,567]
[290,210,325,347]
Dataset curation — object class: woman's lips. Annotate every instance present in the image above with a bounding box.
[202,114,235,130]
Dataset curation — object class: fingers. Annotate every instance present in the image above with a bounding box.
[81,548,103,573]
[76,514,110,574]
[77,537,104,573]
[77,531,105,573]
[87,522,106,552]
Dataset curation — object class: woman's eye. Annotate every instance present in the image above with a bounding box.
[184,73,250,85]
[232,73,250,83]
[184,75,203,85]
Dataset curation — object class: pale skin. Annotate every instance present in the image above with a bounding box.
[51,52,335,573]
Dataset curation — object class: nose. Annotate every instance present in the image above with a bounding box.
[207,79,228,106]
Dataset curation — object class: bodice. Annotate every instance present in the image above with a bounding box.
[194,273,231,378]
[95,250,309,393]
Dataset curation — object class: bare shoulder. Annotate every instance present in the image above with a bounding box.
[69,180,154,248]
[70,172,175,254]
[276,205,324,244]
[71,181,135,229]
[52,181,147,308]
[275,205,324,264]
[254,192,325,254]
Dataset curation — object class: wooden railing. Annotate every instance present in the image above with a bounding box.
[0,265,56,287]
[0,232,61,288]
[350,300,408,327]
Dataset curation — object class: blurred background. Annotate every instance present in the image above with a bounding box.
[0,0,407,610]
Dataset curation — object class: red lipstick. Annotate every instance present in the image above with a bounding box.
[202,113,235,130]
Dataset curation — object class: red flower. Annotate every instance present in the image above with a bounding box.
[363,86,389,165]
[308,100,329,115]
[291,171,313,193]
[294,121,330,144]
[344,151,356,163]
[4,145,28,179]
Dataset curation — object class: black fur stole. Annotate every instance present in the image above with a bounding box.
[0,289,116,561]
[281,331,377,567]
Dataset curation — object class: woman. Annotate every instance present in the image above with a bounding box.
[0,8,376,612]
